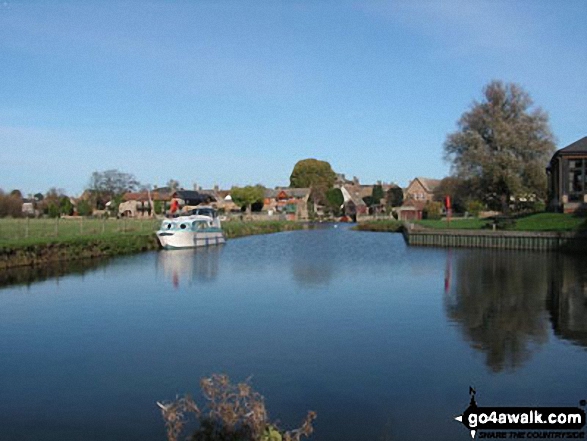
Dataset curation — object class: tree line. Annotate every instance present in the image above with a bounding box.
[2,80,557,219]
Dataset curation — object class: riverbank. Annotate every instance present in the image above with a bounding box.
[355,215,587,253]
[353,220,404,232]
[0,220,303,270]
[403,227,587,252]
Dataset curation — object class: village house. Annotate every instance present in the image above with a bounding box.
[119,188,172,217]
[403,177,441,202]
[397,177,441,221]
[263,187,311,220]
[547,136,587,213]
[171,190,216,213]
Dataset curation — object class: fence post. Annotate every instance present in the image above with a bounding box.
[55,217,59,237]
[102,217,106,234]
[25,217,29,238]
[80,217,83,235]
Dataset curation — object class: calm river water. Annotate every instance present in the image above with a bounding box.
[0,225,586,440]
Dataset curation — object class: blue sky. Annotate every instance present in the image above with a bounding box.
[1,0,586,196]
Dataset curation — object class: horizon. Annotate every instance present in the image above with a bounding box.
[1,1,586,196]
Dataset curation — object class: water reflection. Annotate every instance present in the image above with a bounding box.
[0,258,108,289]
[446,250,587,372]
[445,251,551,372]
[290,228,335,287]
[156,247,221,288]
[547,254,587,348]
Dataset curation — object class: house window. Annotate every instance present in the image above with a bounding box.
[567,158,585,202]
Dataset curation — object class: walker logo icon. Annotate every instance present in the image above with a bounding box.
[454,388,586,439]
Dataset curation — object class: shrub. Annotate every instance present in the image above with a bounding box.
[158,374,316,441]
[465,200,485,217]
[77,200,93,216]
[423,201,443,220]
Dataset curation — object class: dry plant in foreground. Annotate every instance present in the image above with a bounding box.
[157,373,316,441]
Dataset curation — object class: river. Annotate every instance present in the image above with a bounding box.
[0,225,586,440]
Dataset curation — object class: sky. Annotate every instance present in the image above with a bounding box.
[1,0,586,196]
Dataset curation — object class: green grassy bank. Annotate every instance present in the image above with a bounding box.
[222,220,304,238]
[0,220,303,270]
[416,213,586,232]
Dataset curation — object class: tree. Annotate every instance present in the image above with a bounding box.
[42,188,66,217]
[325,188,344,216]
[88,169,140,208]
[385,186,403,208]
[371,185,383,203]
[444,81,555,212]
[10,189,22,199]
[289,159,336,205]
[433,176,475,214]
[166,179,181,191]
[59,196,74,216]
[230,185,265,215]
[0,189,23,217]
[77,200,92,216]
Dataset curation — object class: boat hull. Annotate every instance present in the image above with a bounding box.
[156,229,226,249]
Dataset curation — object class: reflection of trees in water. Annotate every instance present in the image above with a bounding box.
[445,251,551,372]
[547,254,587,348]
[157,247,221,288]
[0,258,108,289]
[290,231,334,288]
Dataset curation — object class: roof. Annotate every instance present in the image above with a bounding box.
[282,188,311,198]
[123,191,171,201]
[122,192,148,202]
[268,187,311,199]
[555,136,587,155]
[401,198,427,210]
[173,190,216,202]
[416,177,441,193]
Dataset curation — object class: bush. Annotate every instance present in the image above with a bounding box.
[77,200,93,216]
[158,374,316,441]
[465,200,485,217]
[0,190,23,217]
[423,201,443,220]
[484,215,516,230]
[47,203,60,218]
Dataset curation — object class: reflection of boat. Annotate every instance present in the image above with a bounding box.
[157,247,221,287]
[156,208,225,249]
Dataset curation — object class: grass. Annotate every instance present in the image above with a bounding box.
[415,218,489,230]
[0,218,304,269]
[221,220,303,238]
[415,213,586,232]
[0,217,160,245]
[510,212,586,232]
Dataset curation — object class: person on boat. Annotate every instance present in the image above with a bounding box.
[169,199,179,217]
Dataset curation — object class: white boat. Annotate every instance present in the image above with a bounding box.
[156,208,226,249]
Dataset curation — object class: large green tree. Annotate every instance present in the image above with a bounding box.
[230,185,265,215]
[290,159,336,189]
[289,159,336,205]
[444,81,555,212]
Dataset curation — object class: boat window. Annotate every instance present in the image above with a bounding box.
[180,223,187,230]
[164,222,173,230]
[195,221,207,230]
